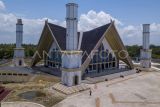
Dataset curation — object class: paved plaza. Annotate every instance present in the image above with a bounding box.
[53,70,160,107]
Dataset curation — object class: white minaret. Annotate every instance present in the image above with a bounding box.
[61,3,82,86]
[13,19,25,66]
[66,3,78,50]
[140,24,152,68]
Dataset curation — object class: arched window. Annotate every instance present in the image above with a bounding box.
[86,43,117,72]
[47,48,62,68]
[109,53,112,61]
[112,57,116,68]
[98,44,104,51]
[97,44,105,62]
[109,62,112,67]
[113,57,116,61]
[106,49,109,62]
[105,63,108,68]
[101,51,106,61]
[112,62,116,67]
[93,55,97,63]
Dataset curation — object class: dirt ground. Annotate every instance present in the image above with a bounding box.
[2,78,66,107]
[0,59,66,107]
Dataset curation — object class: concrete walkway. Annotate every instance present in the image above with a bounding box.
[2,102,45,107]
[53,71,160,107]
[151,66,160,71]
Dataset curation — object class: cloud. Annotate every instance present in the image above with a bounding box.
[117,23,160,45]
[1,9,122,44]
[78,10,122,31]
[150,23,160,34]
[0,1,5,10]
[78,10,160,45]
[0,12,60,44]
[23,18,61,44]
[0,1,65,44]
[117,25,142,45]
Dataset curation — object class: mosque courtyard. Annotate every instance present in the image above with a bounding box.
[53,68,160,107]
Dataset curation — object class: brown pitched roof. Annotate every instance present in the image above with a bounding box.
[48,23,80,50]
[31,22,133,69]
[48,23,111,63]
[81,23,111,63]
[48,23,66,50]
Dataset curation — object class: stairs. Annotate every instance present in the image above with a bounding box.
[52,83,90,95]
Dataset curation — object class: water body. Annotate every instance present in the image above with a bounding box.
[18,91,46,100]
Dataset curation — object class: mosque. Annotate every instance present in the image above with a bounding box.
[12,3,152,87]
[30,3,135,86]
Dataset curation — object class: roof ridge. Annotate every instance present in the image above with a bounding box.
[84,23,111,32]
[48,23,66,29]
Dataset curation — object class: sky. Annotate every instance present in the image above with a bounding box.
[0,0,160,45]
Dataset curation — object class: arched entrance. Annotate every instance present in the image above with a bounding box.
[19,60,22,66]
[73,75,79,85]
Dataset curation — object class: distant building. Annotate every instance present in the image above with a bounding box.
[13,19,25,66]
[31,3,134,86]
